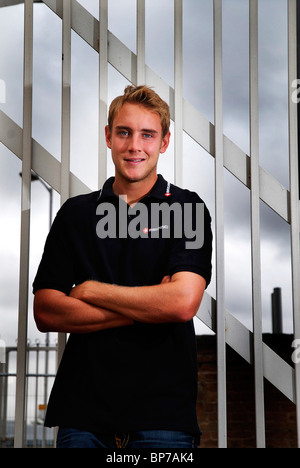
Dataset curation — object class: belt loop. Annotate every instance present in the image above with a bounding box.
[115,433,130,448]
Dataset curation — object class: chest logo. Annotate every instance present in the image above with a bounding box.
[143,226,168,235]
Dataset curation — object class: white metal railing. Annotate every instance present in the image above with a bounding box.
[0,0,299,448]
[0,343,57,448]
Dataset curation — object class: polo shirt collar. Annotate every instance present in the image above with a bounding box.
[98,177,116,201]
[148,174,171,200]
[98,174,171,202]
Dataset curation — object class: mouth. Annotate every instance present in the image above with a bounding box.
[124,158,146,165]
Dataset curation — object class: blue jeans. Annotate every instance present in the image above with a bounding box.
[56,428,200,448]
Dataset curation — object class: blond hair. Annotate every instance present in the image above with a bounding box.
[108,85,170,138]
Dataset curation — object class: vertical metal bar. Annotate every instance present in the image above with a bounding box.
[137,0,145,85]
[249,0,265,448]
[0,358,6,442]
[297,0,300,201]
[14,0,33,448]
[2,353,8,443]
[57,0,72,366]
[5,350,10,439]
[34,344,39,447]
[24,346,29,444]
[174,0,183,188]
[42,343,47,447]
[99,0,108,188]
[61,0,71,204]
[43,343,48,446]
[288,0,300,448]
[213,0,227,448]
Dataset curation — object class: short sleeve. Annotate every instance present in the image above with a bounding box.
[167,194,213,288]
[32,200,76,295]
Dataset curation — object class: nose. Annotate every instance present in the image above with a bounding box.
[128,132,141,153]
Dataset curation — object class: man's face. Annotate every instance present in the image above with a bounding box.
[105,103,170,186]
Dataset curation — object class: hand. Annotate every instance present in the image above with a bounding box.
[69,281,90,300]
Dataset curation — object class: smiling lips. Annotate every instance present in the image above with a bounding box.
[124,158,145,165]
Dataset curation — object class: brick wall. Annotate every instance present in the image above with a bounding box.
[196,335,297,448]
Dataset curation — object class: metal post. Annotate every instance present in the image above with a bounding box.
[57,0,72,367]
[249,0,265,448]
[34,342,39,447]
[213,0,227,448]
[297,0,300,200]
[99,0,108,188]
[0,343,6,445]
[174,0,183,189]
[14,0,34,448]
[137,0,146,85]
[19,171,53,445]
[61,0,71,205]
[288,0,300,448]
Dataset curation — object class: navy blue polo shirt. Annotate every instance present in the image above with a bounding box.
[33,174,212,436]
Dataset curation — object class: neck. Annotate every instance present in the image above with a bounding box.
[112,175,158,206]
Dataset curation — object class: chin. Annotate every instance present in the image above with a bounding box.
[123,171,148,183]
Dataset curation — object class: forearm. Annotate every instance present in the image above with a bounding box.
[72,282,173,324]
[70,273,205,324]
[34,289,134,334]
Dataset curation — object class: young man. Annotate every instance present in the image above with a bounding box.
[33,85,213,448]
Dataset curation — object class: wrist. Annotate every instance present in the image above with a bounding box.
[70,281,95,302]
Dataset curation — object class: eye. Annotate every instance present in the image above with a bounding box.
[119,130,129,137]
[143,133,153,139]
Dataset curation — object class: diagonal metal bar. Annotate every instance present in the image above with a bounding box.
[0,109,90,196]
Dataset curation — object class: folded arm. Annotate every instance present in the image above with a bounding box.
[69,272,206,324]
[34,289,134,334]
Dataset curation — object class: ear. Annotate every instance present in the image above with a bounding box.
[160,131,171,154]
[105,125,112,149]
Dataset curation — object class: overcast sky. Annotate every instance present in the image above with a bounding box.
[0,0,294,347]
